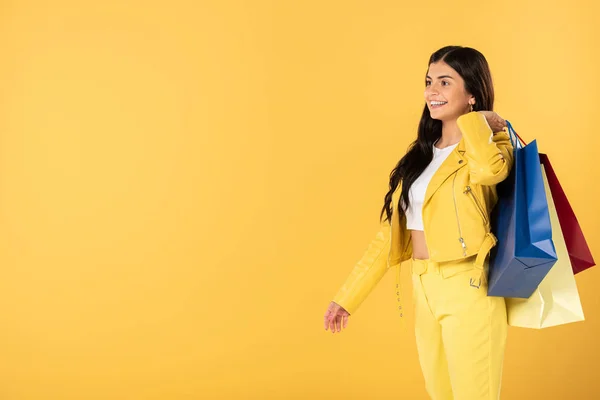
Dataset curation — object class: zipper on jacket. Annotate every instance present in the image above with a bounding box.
[452,171,467,257]
[463,185,489,225]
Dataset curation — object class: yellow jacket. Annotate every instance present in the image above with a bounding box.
[332,111,515,315]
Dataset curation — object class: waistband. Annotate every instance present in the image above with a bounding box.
[394,232,496,322]
[411,255,478,278]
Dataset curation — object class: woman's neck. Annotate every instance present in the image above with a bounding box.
[436,119,462,148]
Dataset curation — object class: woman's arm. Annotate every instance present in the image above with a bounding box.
[332,219,391,315]
[457,111,514,186]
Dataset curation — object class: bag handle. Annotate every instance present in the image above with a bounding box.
[505,120,525,149]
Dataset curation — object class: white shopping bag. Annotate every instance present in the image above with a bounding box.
[506,164,585,328]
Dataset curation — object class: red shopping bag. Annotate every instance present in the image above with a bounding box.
[539,153,595,274]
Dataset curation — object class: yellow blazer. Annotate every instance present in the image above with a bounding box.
[332,111,515,315]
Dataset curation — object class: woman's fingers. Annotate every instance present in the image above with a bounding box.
[331,311,339,333]
[324,302,350,333]
[495,115,506,131]
[493,112,506,132]
[335,313,343,332]
[324,310,332,330]
[324,302,339,332]
[478,110,505,133]
[332,314,339,333]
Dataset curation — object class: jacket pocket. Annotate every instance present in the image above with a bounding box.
[463,185,488,225]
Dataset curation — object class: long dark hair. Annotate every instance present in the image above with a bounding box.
[379,46,496,225]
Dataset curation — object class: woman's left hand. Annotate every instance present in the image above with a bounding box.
[478,111,507,133]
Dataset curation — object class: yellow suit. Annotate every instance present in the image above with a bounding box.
[332,111,515,400]
[332,110,514,315]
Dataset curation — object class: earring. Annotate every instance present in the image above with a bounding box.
[469,103,473,112]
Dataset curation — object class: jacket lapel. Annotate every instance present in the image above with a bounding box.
[422,139,467,207]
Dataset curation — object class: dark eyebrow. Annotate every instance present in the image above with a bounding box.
[425,75,454,80]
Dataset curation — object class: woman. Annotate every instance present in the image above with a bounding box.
[323,45,514,400]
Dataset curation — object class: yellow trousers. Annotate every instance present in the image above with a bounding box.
[410,255,508,400]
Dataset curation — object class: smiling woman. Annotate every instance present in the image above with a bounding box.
[325,45,514,400]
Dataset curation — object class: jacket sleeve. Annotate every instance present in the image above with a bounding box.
[332,219,391,315]
[457,111,514,186]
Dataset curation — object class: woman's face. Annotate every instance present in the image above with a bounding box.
[424,61,474,121]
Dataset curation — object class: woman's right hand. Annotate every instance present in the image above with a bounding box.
[324,301,350,333]
[477,110,507,133]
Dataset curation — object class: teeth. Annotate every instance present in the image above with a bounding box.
[431,101,447,106]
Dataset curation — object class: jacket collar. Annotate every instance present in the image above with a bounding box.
[422,138,467,207]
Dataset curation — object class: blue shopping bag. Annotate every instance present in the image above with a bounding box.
[487,121,558,298]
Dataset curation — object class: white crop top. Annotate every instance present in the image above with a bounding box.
[403,142,459,231]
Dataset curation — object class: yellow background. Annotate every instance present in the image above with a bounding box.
[0,1,598,399]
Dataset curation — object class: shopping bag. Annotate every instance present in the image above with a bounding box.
[506,164,585,328]
[539,153,595,274]
[487,121,558,298]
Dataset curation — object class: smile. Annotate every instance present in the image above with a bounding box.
[430,101,447,109]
